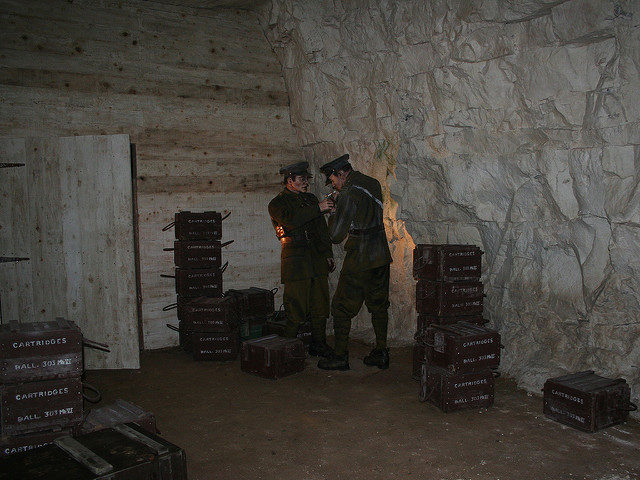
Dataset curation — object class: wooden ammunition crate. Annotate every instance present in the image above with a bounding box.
[415,280,483,316]
[420,364,495,412]
[0,428,73,458]
[191,331,240,361]
[241,335,305,380]
[421,322,500,374]
[174,210,224,241]
[176,296,240,332]
[0,423,187,480]
[412,343,425,381]
[0,319,83,383]
[413,244,482,281]
[171,240,232,269]
[263,318,312,346]
[225,287,276,318]
[1,377,83,435]
[543,370,636,432]
[174,268,223,298]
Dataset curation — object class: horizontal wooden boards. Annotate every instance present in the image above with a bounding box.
[0,0,298,349]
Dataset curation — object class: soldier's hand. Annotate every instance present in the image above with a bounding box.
[318,198,334,213]
[327,258,336,273]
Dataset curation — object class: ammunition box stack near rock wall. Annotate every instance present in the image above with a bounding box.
[164,211,239,361]
[412,244,501,412]
[0,319,84,457]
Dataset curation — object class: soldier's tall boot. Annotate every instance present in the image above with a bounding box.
[318,316,350,370]
[364,312,389,369]
[308,317,334,358]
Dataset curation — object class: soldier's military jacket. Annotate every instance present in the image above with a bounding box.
[268,189,333,283]
[328,170,392,274]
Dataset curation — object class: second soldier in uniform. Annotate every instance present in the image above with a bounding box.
[317,154,393,371]
[268,162,335,358]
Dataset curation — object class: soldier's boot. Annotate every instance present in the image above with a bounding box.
[308,317,334,358]
[363,311,389,369]
[317,351,350,370]
[318,316,350,370]
[363,348,390,369]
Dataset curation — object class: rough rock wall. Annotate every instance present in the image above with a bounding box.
[259,0,640,408]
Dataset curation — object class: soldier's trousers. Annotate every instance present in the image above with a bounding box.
[283,275,330,343]
[331,264,390,356]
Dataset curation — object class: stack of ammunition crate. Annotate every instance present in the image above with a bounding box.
[412,244,501,412]
[164,211,238,361]
[0,319,84,457]
[224,287,277,342]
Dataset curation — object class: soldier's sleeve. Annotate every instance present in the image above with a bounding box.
[328,189,357,244]
[268,195,318,230]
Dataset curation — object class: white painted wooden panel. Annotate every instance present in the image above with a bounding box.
[0,135,139,369]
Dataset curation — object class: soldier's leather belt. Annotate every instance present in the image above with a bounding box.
[280,232,312,244]
[348,225,384,236]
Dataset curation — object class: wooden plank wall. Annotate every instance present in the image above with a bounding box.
[0,135,139,369]
[0,0,297,349]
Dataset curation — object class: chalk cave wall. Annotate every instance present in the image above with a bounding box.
[258,0,640,407]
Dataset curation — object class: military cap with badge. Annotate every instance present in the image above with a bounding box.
[279,161,312,179]
[319,154,351,185]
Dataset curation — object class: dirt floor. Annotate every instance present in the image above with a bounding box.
[84,341,640,480]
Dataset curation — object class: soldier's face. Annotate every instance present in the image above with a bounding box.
[329,170,348,191]
[288,174,309,193]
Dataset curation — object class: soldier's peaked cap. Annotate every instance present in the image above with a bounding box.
[320,154,350,184]
[279,161,311,177]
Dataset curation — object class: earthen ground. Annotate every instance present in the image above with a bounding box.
[84,342,640,480]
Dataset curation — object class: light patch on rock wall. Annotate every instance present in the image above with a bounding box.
[258,0,640,413]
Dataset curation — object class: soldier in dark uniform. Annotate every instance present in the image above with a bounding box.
[317,154,392,371]
[268,162,335,358]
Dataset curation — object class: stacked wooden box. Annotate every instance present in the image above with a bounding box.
[0,319,84,457]
[412,244,501,412]
[224,287,277,342]
[165,211,238,361]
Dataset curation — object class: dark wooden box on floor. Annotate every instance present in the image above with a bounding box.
[263,318,312,346]
[225,287,276,318]
[174,267,223,298]
[1,377,83,435]
[191,331,240,361]
[0,318,83,383]
[417,314,487,332]
[413,244,482,281]
[171,240,227,269]
[241,335,306,380]
[0,422,187,480]
[174,210,223,241]
[543,370,636,432]
[420,364,495,412]
[415,280,483,316]
[77,399,157,435]
[177,323,192,353]
[0,428,73,458]
[176,296,240,332]
[421,322,500,374]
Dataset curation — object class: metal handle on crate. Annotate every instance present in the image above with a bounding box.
[0,163,25,168]
[163,247,175,251]
[83,339,111,353]
[220,261,229,273]
[221,240,234,248]
[82,382,102,403]
[271,287,279,295]
[163,303,178,311]
[166,323,179,332]
[160,274,175,279]
[162,221,175,231]
[221,211,231,221]
[492,370,501,378]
